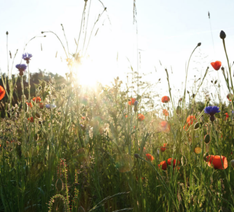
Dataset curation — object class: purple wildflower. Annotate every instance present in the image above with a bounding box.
[22,53,32,64]
[204,106,220,116]
[16,64,27,76]
[204,106,220,122]
[45,104,56,109]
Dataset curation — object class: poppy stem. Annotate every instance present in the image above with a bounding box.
[27,64,30,101]
[222,39,234,93]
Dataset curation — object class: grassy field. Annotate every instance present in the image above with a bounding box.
[1,2,234,211]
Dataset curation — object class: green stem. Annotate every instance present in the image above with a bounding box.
[183,43,201,107]
[222,39,234,93]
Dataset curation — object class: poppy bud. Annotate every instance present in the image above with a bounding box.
[35,112,40,118]
[231,159,234,168]
[204,134,210,144]
[176,106,181,114]
[220,30,226,39]
[197,42,201,47]
[134,153,140,159]
[194,122,201,130]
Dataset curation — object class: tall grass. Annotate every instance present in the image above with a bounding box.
[1,1,234,212]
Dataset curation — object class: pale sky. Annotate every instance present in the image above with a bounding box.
[1,0,234,103]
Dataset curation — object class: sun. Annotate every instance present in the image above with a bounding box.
[72,57,100,87]
[69,52,118,88]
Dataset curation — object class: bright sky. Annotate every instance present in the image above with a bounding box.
[1,0,234,102]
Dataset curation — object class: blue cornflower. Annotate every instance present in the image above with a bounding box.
[204,106,220,116]
[45,104,56,109]
[22,53,32,64]
[204,106,220,122]
[16,64,27,76]
[134,101,138,106]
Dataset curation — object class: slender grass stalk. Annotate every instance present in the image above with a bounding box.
[82,0,92,54]
[41,31,68,58]
[165,68,175,110]
[221,35,234,93]
[84,7,106,57]
[183,42,201,106]
[48,194,70,212]
[75,0,88,56]
[61,24,70,55]
[6,32,9,79]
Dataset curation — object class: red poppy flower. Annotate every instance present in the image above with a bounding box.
[138,114,145,121]
[33,96,41,103]
[167,158,180,166]
[161,143,167,152]
[161,96,170,103]
[163,109,169,116]
[225,113,229,121]
[0,86,5,100]
[186,115,196,126]
[211,61,222,71]
[28,117,34,123]
[26,102,33,108]
[161,121,167,128]
[183,124,189,131]
[158,161,167,170]
[160,121,170,132]
[146,153,154,161]
[206,155,228,169]
[128,98,136,105]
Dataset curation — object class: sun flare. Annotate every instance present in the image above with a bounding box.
[72,58,100,87]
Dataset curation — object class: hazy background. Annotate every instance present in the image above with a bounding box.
[1,0,234,102]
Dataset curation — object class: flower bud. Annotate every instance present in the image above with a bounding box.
[231,159,234,168]
[220,30,226,39]
[134,153,140,159]
[210,115,215,122]
[197,42,201,47]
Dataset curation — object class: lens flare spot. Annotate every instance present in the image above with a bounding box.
[194,147,202,154]
[115,154,133,173]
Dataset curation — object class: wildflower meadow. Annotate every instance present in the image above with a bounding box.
[1,2,234,212]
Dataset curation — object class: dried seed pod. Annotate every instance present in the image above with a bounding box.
[220,30,226,39]
[204,134,210,144]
